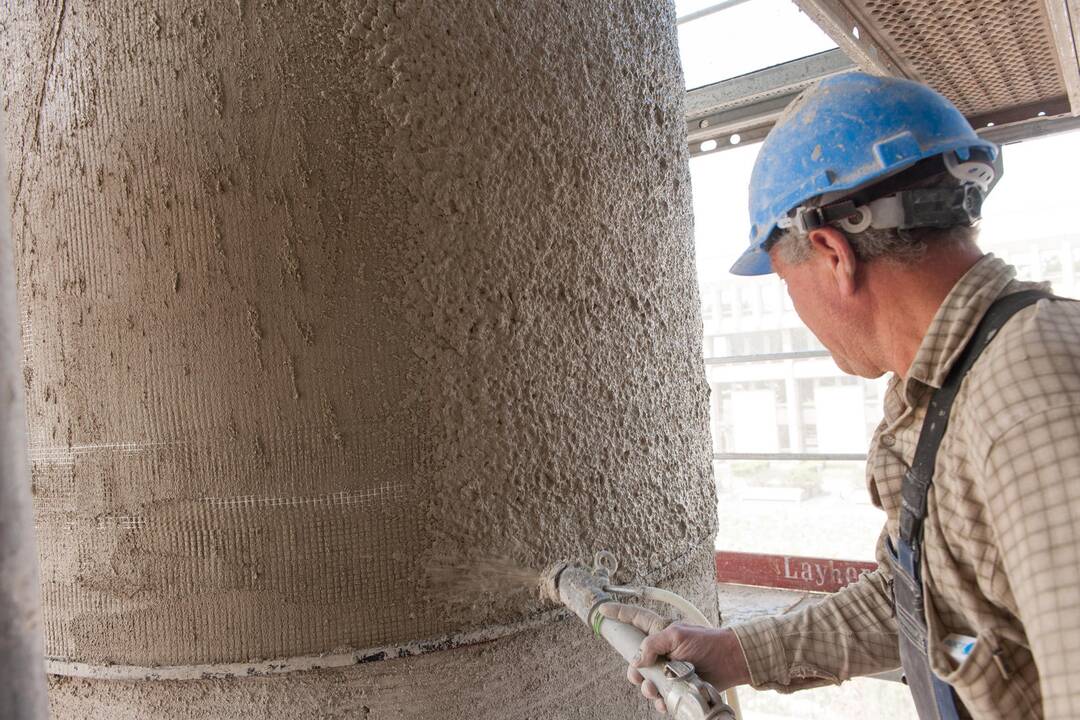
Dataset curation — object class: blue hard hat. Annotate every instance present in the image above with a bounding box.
[732,71,998,276]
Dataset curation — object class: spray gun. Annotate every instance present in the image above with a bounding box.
[541,552,736,720]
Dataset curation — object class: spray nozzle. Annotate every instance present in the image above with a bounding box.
[539,551,620,623]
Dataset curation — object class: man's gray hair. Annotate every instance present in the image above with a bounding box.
[770,223,980,267]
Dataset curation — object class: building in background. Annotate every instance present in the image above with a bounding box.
[701,231,1080,455]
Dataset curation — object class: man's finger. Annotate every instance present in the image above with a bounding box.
[640,679,660,701]
[598,602,669,636]
[627,665,644,686]
[653,698,668,715]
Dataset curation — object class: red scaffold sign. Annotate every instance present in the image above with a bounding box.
[715,551,878,593]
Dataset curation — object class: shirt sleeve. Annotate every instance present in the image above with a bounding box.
[983,406,1080,720]
[730,532,901,692]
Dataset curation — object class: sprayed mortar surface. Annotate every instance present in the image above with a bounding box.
[46,550,720,719]
[2,0,718,716]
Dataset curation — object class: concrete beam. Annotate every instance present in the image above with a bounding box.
[793,0,908,77]
[1044,0,1080,115]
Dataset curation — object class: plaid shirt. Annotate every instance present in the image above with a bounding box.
[731,255,1080,719]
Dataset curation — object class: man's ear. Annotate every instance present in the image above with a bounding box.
[807,226,858,296]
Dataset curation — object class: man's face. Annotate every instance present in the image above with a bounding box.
[770,242,885,379]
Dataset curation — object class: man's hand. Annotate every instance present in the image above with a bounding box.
[598,602,751,714]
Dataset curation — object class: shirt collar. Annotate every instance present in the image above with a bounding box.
[904,254,1016,390]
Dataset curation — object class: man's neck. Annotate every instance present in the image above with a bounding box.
[866,244,985,378]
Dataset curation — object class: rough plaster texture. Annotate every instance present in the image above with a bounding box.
[45,552,718,720]
[2,0,717,716]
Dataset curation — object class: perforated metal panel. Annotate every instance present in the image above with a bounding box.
[857,0,1064,116]
[795,0,1080,132]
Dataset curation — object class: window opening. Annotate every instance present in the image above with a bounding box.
[676,0,836,89]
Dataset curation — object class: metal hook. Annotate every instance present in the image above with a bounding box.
[593,550,619,577]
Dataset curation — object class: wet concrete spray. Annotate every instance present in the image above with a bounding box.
[1,1,718,717]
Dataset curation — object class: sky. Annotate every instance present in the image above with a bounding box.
[676,0,835,90]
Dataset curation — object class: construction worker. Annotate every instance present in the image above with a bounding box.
[603,72,1080,719]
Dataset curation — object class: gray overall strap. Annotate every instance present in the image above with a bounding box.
[899,289,1059,547]
[894,288,1063,720]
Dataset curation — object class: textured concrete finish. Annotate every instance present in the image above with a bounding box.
[2,0,715,716]
[46,550,719,720]
[0,146,49,719]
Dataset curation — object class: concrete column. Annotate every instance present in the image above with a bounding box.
[1061,237,1076,295]
[3,2,717,717]
[784,367,803,453]
[0,142,48,720]
[780,331,803,453]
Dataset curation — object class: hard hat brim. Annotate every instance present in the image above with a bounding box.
[729,244,773,276]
